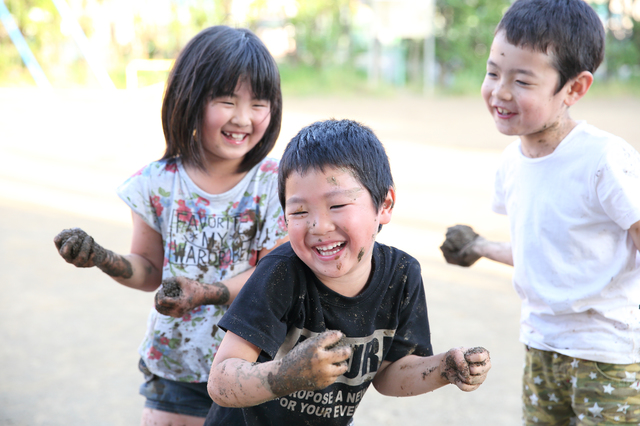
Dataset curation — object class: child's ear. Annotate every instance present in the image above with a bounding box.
[564,71,594,107]
[379,187,396,225]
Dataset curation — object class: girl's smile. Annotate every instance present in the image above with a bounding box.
[200,79,271,167]
[221,131,249,143]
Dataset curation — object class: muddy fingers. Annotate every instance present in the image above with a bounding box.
[267,330,352,397]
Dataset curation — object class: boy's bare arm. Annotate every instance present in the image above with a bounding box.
[53,214,163,292]
[440,224,513,267]
[629,220,640,252]
[155,236,289,317]
[208,330,351,407]
[372,347,491,397]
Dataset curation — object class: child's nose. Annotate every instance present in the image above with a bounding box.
[309,212,335,235]
[230,105,251,127]
[493,81,512,101]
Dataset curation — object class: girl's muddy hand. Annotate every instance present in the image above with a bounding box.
[54,228,104,268]
[155,277,197,317]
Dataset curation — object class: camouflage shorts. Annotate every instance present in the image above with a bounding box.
[522,346,640,425]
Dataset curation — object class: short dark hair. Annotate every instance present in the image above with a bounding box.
[161,26,282,173]
[278,119,394,212]
[496,0,605,93]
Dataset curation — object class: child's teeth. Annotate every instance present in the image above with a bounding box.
[225,132,245,141]
[317,242,343,255]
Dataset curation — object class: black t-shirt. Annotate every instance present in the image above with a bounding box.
[205,242,433,425]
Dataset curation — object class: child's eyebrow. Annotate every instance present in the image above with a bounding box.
[285,188,363,206]
[487,59,537,77]
[513,68,536,77]
[285,196,306,205]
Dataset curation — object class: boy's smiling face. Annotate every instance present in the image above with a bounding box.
[284,166,394,296]
[481,31,577,154]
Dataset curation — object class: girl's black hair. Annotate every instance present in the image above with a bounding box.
[496,0,605,93]
[278,119,394,212]
[161,26,282,173]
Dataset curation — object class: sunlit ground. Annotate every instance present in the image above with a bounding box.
[1,87,638,425]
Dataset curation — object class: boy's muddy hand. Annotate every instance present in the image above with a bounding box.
[268,330,351,396]
[440,346,491,392]
[54,228,106,268]
[440,224,483,267]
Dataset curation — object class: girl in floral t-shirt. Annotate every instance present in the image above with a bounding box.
[53,26,288,425]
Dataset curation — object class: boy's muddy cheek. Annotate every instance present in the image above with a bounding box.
[357,247,365,262]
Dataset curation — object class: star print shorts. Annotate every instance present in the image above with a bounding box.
[522,346,640,425]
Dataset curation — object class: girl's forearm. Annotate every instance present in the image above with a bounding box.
[216,267,255,305]
[169,268,253,308]
[93,246,132,278]
[102,252,162,292]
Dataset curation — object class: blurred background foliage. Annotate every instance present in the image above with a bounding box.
[1,0,639,95]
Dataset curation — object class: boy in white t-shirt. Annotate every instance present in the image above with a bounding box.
[440,0,640,423]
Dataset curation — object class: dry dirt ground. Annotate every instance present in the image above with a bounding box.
[0,87,638,425]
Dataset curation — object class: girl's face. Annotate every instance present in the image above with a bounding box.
[200,79,271,170]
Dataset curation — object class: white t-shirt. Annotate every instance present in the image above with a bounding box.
[492,121,640,363]
[117,157,287,382]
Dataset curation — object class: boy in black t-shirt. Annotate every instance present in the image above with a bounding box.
[205,119,492,425]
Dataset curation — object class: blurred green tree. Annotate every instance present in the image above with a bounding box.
[286,0,352,68]
[434,0,509,90]
[589,0,640,82]
[1,0,639,92]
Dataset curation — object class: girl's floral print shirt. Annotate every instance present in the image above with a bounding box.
[117,157,287,382]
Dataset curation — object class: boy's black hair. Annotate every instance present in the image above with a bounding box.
[278,119,394,212]
[161,26,282,173]
[496,0,605,93]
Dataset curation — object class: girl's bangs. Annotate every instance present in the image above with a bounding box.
[247,56,279,101]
